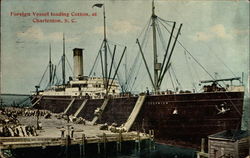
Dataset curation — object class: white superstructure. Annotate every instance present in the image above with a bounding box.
[40,76,120,98]
[38,48,121,99]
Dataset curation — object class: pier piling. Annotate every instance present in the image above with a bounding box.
[119,131,122,152]
[152,130,155,150]
[103,133,107,154]
[97,139,101,154]
[201,138,205,153]
[116,130,122,153]
[66,135,71,158]
[82,134,85,156]
[136,131,141,152]
[149,130,152,151]
[79,134,85,158]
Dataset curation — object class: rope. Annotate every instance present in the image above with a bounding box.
[170,65,182,90]
[126,18,152,91]
[108,40,126,47]
[155,19,167,57]
[168,71,176,91]
[89,41,104,76]
[158,16,226,89]
[212,43,239,80]
[17,96,31,107]
[138,18,153,39]
[184,51,197,91]
[38,64,49,87]
[129,56,143,92]
[107,42,123,85]
[158,17,175,25]
[190,58,201,84]
[130,21,152,91]
[177,41,216,82]
[53,57,62,85]
[65,56,73,74]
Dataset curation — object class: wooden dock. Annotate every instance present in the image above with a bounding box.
[0,113,154,156]
[0,132,152,150]
[0,108,156,158]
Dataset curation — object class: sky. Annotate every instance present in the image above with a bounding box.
[0,0,249,95]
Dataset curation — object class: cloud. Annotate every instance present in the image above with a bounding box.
[93,26,104,34]
[192,24,233,41]
[210,24,233,39]
[232,28,249,35]
[194,32,213,41]
[16,26,79,42]
[92,20,140,35]
[112,20,140,34]
[47,32,63,41]
[16,26,44,40]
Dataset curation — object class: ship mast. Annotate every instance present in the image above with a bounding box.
[62,33,66,85]
[136,1,182,93]
[103,4,108,92]
[92,3,127,95]
[49,44,52,86]
[92,3,109,94]
[152,0,159,92]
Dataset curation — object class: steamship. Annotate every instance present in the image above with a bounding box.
[31,2,245,149]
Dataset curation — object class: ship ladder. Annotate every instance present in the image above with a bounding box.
[91,98,109,125]
[74,99,88,117]
[63,98,76,114]
[123,95,146,131]
[31,96,43,107]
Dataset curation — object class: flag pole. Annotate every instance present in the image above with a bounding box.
[103,4,108,94]
[92,3,108,95]
[103,4,107,41]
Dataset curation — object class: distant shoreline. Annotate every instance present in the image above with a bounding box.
[0,93,30,96]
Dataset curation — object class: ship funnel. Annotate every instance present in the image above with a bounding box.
[73,48,84,80]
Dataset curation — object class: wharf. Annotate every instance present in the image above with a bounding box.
[0,132,150,150]
[0,114,153,151]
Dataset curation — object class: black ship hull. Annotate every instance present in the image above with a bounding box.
[32,91,244,149]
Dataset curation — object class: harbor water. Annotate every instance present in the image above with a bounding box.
[0,94,31,107]
[4,142,197,158]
